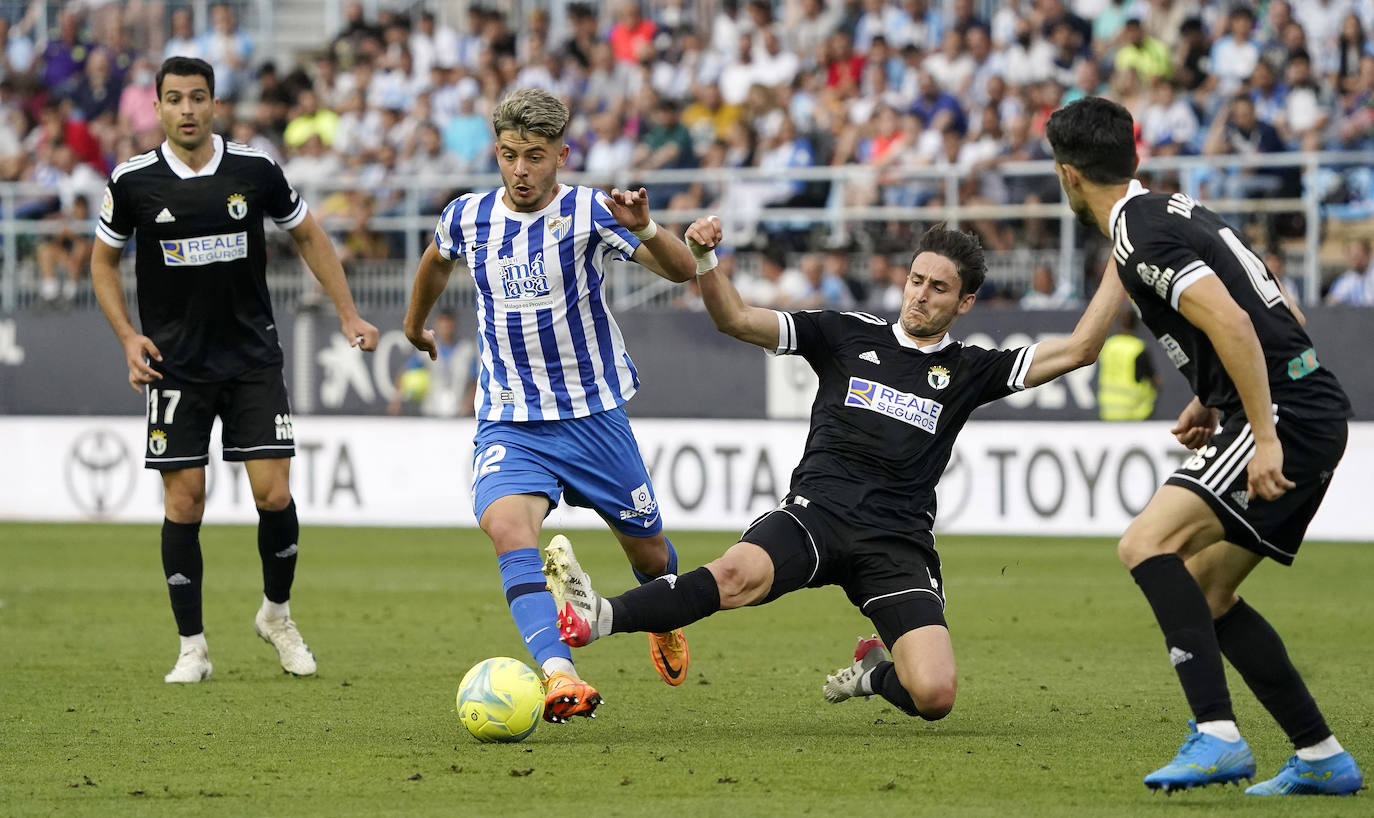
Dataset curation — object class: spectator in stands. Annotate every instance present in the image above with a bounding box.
[854,0,909,54]
[1325,239,1374,305]
[1248,59,1286,127]
[1335,12,1373,94]
[1004,15,1053,85]
[755,29,800,93]
[736,245,788,307]
[0,15,36,79]
[965,26,1005,108]
[1328,55,1374,150]
[409,11,458,80]
[1173,17,1212,100]
[282,134,341,189]
[781,251,855,309]
[164,9,200,62]
[1140,77,1199,155]
[198,4,252,101]
[389,310,476,417]
[284,89,340,149]
[1262,248,1305,313]
[787,0,841,65]
[1020,263,1077,310]
[634,96,695,198]
[1209,6,1261,98]
[1281,50,1328,150]
[861,252,904,313]
[41,10,90,92]
[584,111,635,189]
[910,70,966,135]
[1204,94,1294,199]
[117,56,160,145]
[1115,18,1171,83]
[683,81,743,150]
[71,47,121,124]
[924,29,975,97]
[823,30,864,92]
[36,193,92,307]
[610,0,656,65]
[1258,0,1295,72]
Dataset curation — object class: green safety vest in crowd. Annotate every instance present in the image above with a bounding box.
[1098,334,1157,421]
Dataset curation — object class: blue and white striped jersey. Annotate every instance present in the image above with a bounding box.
[435,184,644,421]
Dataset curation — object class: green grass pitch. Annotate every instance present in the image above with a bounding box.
[2,523,1370,816]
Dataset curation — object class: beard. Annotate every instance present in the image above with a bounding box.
[1073,198,1099,229]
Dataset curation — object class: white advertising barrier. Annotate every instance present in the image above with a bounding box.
[1,417,1369,541]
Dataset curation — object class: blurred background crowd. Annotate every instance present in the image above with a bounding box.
[2,0,1373,311]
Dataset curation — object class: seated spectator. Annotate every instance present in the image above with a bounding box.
[1335,12,1373,94]
[37,194,92,307]
[583,112,635,190]
[1204,94,1296,199]
[199,3,253,101]
[1281,50,1327,150]
[923,29,975,97]
[1325,239,1374,305]
[1140,78,1199,155]
[1248,60,1287,127]
[116,57,160,143]
[609,0,656,65]
[779,251,854,308]
[282,134,342,189]
[1209,6,1261,98]
[283,89,341,149]
[41,10,90,93]
[1020,264,1078,310]
[71,48,120,123]
[389,310,476,417]
[1114,18,1171,83]
[861,253,904,314]
[682,81,743,151]
[633,96,696,198]
[735,246,788,307]
[909,70,966,134]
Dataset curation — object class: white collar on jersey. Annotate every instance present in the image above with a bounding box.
[891,322,956,353]
[493,183,570,218]
[1107,178,1150,239]
[160,134,225,179]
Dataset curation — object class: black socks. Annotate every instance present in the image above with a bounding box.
[1130,553,1234,723]
[608,566,721,634]
[257,500,299,604]
[1215,597,1331,748]
[161,518,203,636]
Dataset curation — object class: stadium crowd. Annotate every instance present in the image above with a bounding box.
[2,0,1373,308]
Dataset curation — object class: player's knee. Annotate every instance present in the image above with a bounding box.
[706,556,767,609]
[252,483,292,511]
[481,515,538,553]
[1116,527,1160,569]
[904,673,956,720]
[164,487,205,522]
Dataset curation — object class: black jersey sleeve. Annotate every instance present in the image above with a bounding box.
[772,309,863,364]
[961,343,1039,406]
[1113,205,1215,312]
[95,179,134,249]
[261,159,308,230]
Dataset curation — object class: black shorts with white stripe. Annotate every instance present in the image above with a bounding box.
[143,364,295,471]
[740,494,947,646]
[1164,412,1347,565]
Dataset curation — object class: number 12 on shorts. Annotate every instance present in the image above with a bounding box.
[148,388,181,424]
[473,444,506,479]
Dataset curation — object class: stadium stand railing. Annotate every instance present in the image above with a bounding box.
[1,150,1368,313]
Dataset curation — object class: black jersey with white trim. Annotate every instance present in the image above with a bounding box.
[1109,181,1349,421]
[96,135,308,382]
[775,309,1037,533]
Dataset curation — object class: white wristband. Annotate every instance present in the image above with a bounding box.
[632,220,658,241]
[695,250,718,275]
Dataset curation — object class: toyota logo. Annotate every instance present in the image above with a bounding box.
[65,428,137,516]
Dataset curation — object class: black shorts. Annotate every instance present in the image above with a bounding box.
[740,494,946,648]
[1165,413,1346,565]
[144,365,295,471]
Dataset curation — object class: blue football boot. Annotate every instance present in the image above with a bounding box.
[1144,721,1256,793]
[1246,752,1363,796]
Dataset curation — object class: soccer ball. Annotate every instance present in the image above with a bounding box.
[456,657,544,743]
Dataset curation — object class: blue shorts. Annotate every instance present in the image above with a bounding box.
[471,406,663,537]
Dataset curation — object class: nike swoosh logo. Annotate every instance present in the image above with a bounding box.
[656,644,683,680]
[525,626,551,644]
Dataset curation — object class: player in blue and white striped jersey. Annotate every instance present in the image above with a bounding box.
[402,88,700,722]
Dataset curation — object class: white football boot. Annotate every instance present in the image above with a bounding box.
[254,610,317,676]
[824,635,889,703]
[164,643,213,683]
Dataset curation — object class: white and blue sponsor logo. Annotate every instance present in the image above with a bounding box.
[844,376,943,433]
[498,251,551,306]
[159,231,248,266]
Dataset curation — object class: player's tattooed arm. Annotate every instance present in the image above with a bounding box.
[689,216,781,350]
[1022,257,1126,388]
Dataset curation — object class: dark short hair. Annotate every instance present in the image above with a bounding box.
[1045,96,1138,185]
[157,56,215,98]
[915,224,986,297]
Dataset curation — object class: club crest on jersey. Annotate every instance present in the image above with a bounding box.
[927,365,950,390]
[497,251,552,307]
[547,215,572,241]
[148,429,167,456]
[227,193,248,220]
[845,376,943,433]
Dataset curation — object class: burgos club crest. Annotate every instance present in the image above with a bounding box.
[227,193,248,220]
[149,429,168,455]
[927,365,950,390]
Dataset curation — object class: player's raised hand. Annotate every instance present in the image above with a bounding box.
[684,215,723,255]
[1170,400,1218,449]
[342,315,380,352]
[405,325,439,362]
[1246,438,1295,501]
[123,333,162,392]
[607,187,651,233]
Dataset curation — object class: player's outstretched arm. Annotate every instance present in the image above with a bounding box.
[288,213,380,351]
[610,187,697,283]
[91,239,162,392]
[402,242,457,361]
[688,216,780,351]
[1177,276,1294,500]
[1023,257,1126,388]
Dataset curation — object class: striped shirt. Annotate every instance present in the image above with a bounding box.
[435,184,644,421]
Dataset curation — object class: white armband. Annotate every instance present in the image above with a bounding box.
[631,220,658,241]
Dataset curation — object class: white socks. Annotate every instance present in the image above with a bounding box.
[595,598,614,639]
[858,667,878,697]
[259,596,290,620]
[179,632,208,653]
[1296,735,1344,761]
[542,657,575,677]
[1196,720,1242,743]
